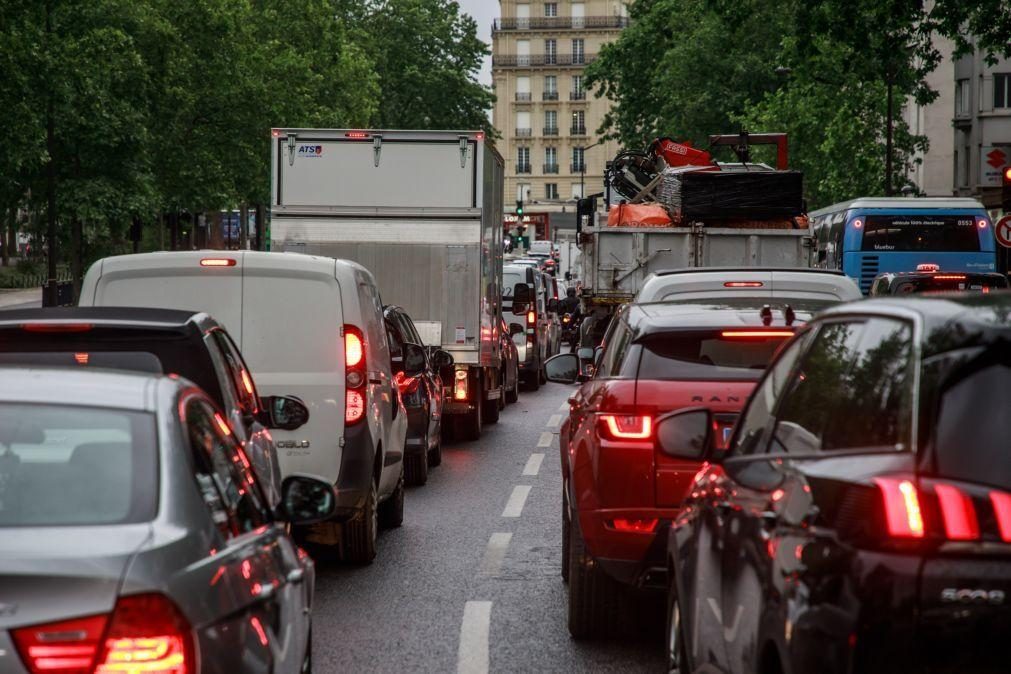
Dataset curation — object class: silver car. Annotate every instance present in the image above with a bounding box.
[0,367,336,673]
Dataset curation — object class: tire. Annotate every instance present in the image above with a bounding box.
[456,390,482,441]
[522,368,540,392]
[505,371,519,403]
[301,627,312,674]
[482,387,500,425]
[561,494,571,584]
[567,511,621,639]
[428,433,442,467]
[344,480,378,564]
[404,449,428,486]
[378,473,404,529]
[666,580,689,674]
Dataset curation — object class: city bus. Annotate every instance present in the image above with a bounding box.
[810,197,996,294]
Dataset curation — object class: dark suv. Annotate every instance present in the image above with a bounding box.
[0,307,308,507]
[659,293,1011,674]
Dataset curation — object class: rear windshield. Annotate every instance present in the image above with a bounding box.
[637,330,792,381]
[934,359,1011,491]
[0,327,223,405]
[0,404,158,526]
[860,215,981,252]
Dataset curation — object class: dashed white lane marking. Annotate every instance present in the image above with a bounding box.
[502,485,532,517]
[522,453,544,476]
[547,414,562,429]
[457,601,492,674]
[478,533,512,577]
[537,431,553,447]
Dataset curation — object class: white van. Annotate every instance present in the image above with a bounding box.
[79,250,409,563]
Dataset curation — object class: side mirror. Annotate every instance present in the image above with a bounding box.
[276,474,337,525]
[512,283,531,315]
[431,348,454,369]
[509,322,524,336]
[261,395,310,431]
[544,353,580,384]
[547,298,560,314]
[403,343,426,376]
[655,407,714,461]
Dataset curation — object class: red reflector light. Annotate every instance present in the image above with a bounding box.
[21,323,93,333]
[74,353,89,365]
[611,518,659,533]
[345,131,370,139]
[345,330,364,368]
[200,258,236,267]
[346,389,364,423]
[935,484,979,540]
[874,477,924,538]
[720,330,794,339]
[990,491,1011,542]
[599,414,652,440]
[723,281,764,288]
[933,274,966,281]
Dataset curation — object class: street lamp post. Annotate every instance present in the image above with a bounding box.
[580,140,603,200]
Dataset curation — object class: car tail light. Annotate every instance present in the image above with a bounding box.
[934,274,966,281]
[74,353,89,365]
[13,594,192,674]
[199,258,236,267]
[21,323,92,333]
[978,218,989,229]
[610,518,659,533]
[720,330,794,339]
[723,281,763,288]
[853,218,863,229]
[935,483,979,541]
[990,491,1011,542]
[874,477,925,539]
[598,414,652,441]
[344,325,366,425]
[526,310,536,326]
[454,369,468,401]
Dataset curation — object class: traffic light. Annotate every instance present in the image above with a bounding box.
[1003,166,1011,212]
[516,199,524,216]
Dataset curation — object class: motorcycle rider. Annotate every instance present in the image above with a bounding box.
[559,286,580,317]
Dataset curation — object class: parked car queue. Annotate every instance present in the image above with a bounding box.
[542,266,1011,672]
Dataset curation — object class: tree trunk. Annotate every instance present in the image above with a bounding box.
[169,211,179,251]
[239,203,249,250]
[158,212,165,251]
[71,216,83,301]
[2,206,11,267]
[254,203,264,251]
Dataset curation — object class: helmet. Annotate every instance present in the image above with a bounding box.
[566,287,576,298]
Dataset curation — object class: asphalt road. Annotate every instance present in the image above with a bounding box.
[310,382,665,673]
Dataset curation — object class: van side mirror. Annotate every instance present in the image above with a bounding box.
[261,395,310,431]
[508,322,524,336]
[544,353,580,384]
[512,283,531,314]
[655,408,714,461]
[276,475,337,525]
[403,343,427,376]
[431,348,454,369]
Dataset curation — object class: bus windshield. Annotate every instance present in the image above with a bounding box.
[860,214,980,252]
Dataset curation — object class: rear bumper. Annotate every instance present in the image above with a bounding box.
[578,508,678,589]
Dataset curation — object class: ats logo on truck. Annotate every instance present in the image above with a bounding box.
[297,145,323,158]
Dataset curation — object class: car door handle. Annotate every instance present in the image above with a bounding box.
[287,568,306,585]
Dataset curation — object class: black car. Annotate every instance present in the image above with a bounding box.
[384,305,453,486]
[0,307,308,507]
[870,264,1009,295]
[658,293,1011,674]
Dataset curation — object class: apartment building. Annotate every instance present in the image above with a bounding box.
[903,33,955,197]
[491,1,628,229]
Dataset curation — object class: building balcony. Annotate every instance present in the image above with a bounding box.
[515,92,532,102]
[516,163,532,174]
[543,91,559,101]
[543,126,559,136]
[516,128,532,137]
[492,54,598,68]
[571,163,586,173]
[543,164,560,174]
[493,16,630,32]
[570,91,586,101]
[570,126,588,136]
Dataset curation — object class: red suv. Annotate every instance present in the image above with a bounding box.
[544,300,826,638]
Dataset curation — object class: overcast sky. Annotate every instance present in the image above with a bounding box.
[459,0,496,85]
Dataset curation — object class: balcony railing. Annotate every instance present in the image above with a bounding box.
[570,126,587,136]
[570,90,586,100]
[543,126,559,136]
[493,16,630,31]
[515,128,532,137]
[543,164,560,174]
[571,163,586,173]
[492,54,598,68]
[516,163,532,174]
[543,91,559,101]
[515,92,532,102]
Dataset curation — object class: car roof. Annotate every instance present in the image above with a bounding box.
[0,366,172,411]
[809,197,986,216]
[0,306,213,330]
[625,301,807,337]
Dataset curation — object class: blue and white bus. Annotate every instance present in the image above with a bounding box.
[810,197,997,294]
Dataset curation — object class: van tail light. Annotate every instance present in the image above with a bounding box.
[598,414,652,441]
[12,594,192,674]
[344,325,366,425]
[723,281,764,288]
[199,258,236,267]
[935,484,979,541]
[610,518,659,533]
[453,369,468,401]
[526,310,536,326]
[873,477,925,539]
[720,330,794,339]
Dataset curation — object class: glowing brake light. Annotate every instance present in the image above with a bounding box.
[720,330,794,339]
[200,258,236,267]
[271,129,281,137]
[874,477,924,538]
[344,325,366,425]
[454,369,468,401]
[934,274,966,281]
[74,353,89,365]
[345,331,364,368]
[723,281,764,288]
[852,218,863,229]
[599,414,652,440]
[934,484,979,541]
[345,131,370,139]
[527,310,536,326]
[978,218,989,229]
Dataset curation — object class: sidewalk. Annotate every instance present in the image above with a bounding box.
[0,287,42,310]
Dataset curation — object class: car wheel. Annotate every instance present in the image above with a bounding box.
[667,581,689,674]
[378,473,404,529]
[523,368,540,392]
[456,386,483,441]
[344,480,378,564]
[428,432,442,467]
[301,627,312,674]
[404,449,428,486]
[567,510,620,639]
[481,388,500,425]
[506,371,519,403]
[561,494,570,584]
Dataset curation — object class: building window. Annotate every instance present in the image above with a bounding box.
[544,110,558,135]
[572,39,585,65]
[571,110,586,136]
[571,3,585,28]
[544,147,558,174]
[995,73,1011,109]
[546,183,559,200]
[543,75,558,101]
[571,183,584,199]
[955,79,970,116]
[545,39,557,65]
[517,147,531,174]
[571,147,585,173]
[544,2,557,17]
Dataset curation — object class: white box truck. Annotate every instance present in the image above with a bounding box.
[269,129,505,440]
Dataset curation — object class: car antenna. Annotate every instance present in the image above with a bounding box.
[760,305,773,326]
[784,305,796,326]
